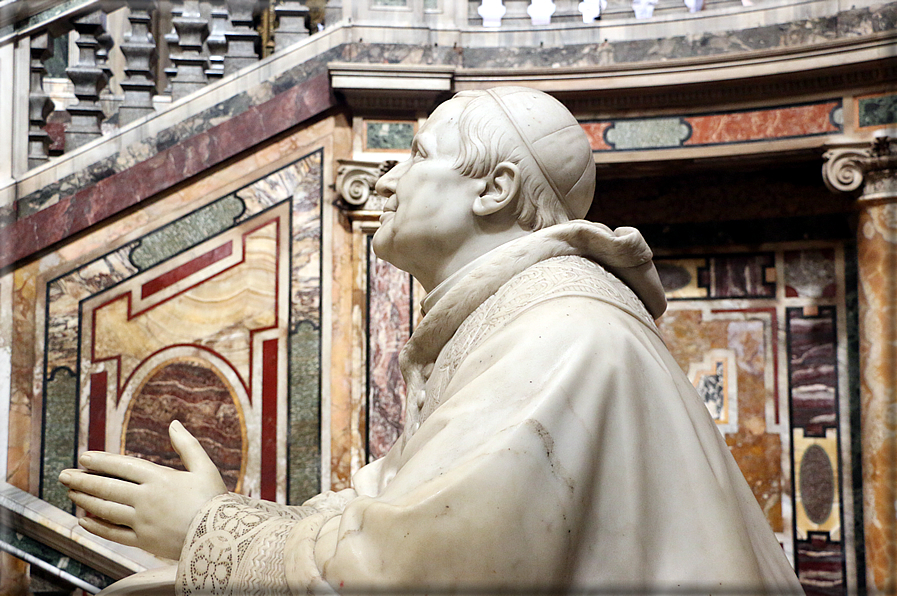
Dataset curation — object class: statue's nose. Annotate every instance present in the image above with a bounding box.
[375,166,397,198]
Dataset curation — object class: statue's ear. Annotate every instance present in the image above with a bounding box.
[472,162,521,217]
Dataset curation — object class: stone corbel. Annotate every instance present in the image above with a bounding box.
[335,159,397,212]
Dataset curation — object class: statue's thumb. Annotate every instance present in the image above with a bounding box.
[169,420,216,476]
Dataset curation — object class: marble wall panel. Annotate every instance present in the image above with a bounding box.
[364,121,416,152]
[788,307,838,436]
[366,238,411,461]
[656,253,775,299]
[656,243,856,595]
[857,92,897,129]
[584,100,842,152]
[785,249,837,298]
[38,151,324,511]
[658,308,785,533]
[123,361,245,492]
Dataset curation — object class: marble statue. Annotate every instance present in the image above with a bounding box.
[59,87,804,595]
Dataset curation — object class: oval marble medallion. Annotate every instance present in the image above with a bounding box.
[123,359,245,491]
[799,444,835,525]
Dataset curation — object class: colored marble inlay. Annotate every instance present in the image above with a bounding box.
[788,307,838,436]
[365,121,415,151]
[124,360,243,491]
[658,308,783,532]
[796,532,846,596]
[656,253,775,300]
[0,523,113,592]
[685,102,841,145]
[858,93,897,128]
[129,195,245,271]
[605,118,690,150]
[785,249,836,298]
[367,238,411,461]
[584,100,841,151]
[657,242,856,595]
[40,151,324,506]
[41,368,78,512]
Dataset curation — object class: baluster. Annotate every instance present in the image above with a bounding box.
[65,10,108,150]
[632,0,657,17]
[684,0,703,11]
[163,1,184,95]
[205,0,229,80]
[119,4,157,124]
[28,32,56,169]
[96,27,117,119]
[577,0,607,21]
[274,0,309,52]
[169,0,209,100]
[224,0,261,74]
[526,0,555,25]
[477,0,506,27]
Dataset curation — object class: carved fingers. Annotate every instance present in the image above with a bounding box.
[58,422,228,560]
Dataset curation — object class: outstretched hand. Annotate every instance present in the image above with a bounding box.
[58,420,227,560]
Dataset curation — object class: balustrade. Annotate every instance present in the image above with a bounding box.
[9,0,311,169]
[9,0,747,174]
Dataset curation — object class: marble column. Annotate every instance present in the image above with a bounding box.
[823,137,897,594]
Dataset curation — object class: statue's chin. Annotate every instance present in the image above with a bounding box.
[370,228,397,266]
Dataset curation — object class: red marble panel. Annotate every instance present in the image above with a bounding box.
[0,74,334,270]
[88,371,107,452]
[580,122,612,151]
[685,102,840,145]
[141,241,233,299]
[261,338,278,501]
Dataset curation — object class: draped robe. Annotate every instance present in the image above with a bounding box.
[176,221,803,596]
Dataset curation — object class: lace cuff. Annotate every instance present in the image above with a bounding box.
[176,493,316,596]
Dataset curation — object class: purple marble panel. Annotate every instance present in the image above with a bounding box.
[367,239,411,461]
[796,533,845,596]
[708,253,775,298]
[788,307,837,436]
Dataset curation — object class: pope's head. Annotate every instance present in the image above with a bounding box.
[372,87,596,291]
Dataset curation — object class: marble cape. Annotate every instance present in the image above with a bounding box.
[176,221,803,595]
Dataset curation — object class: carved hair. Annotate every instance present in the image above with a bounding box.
[452,90,572,231]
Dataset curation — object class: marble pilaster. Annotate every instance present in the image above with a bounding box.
[823,138,897,594]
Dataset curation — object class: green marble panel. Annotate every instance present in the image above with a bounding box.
[41,367,78,513]
[858,94,897,128]
[366,121,415,150]
[128,195,245,270]
[605,118,691,150]
[0,524,112,591]
[288,321,321,504]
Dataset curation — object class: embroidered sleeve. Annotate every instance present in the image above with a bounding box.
[176,491,354,596]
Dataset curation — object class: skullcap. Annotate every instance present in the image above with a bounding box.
[485,87,596,220]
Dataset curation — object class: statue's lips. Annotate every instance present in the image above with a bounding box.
[379,211,395,224]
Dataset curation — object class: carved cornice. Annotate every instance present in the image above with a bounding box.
[822,136,897,200]
[334,159,397,211]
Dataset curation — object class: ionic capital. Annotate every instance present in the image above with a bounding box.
[335,160,397,211]
[822,135,897,200]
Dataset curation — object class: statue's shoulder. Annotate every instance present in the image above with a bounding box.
[483,255,657,331]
